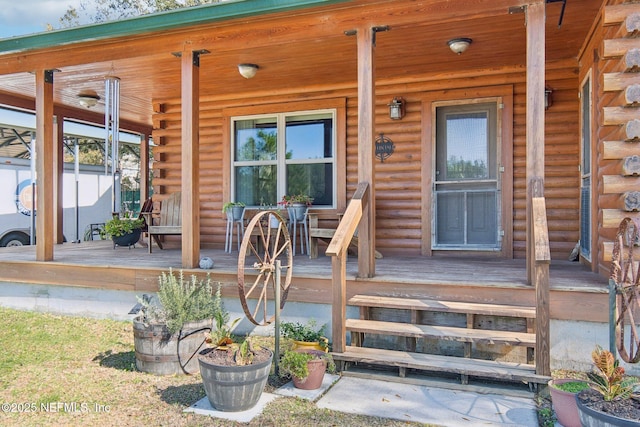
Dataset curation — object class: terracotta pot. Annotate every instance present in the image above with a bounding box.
[292,355,327,390]
[548,379,587,427]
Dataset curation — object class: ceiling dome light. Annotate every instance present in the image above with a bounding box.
[238,63,259,79]
[77,93,100,108]
[447,38,472,55]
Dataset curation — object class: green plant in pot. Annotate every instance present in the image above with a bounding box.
[133,269,218,375]
[222,202,246,221]
[548,377,589,427]
[197,283,273,413]
[104,215,144,248]
[575,345,640,426]
[198,337,273,412]
[281,319,328,352]
[279,349,335,390]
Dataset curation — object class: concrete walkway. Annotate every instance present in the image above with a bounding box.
[316,376,539,427]
[189,374,539,426]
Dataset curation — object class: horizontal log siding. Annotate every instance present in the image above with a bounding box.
[151,65,582,258]
[595,2,638,275]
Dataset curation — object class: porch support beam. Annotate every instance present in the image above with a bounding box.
[526,1,551,377]
[356,26,376,279]
[180,48,202,268]
[55,115,64,244]
[34,69,55,261]
[526,1,546,284]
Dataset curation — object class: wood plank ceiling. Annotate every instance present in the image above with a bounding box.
[0,0,603,130]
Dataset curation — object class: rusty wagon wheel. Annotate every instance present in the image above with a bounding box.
[611,217,640,363]
[237,210,293,326]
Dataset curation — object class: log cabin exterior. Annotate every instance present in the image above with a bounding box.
[0,0,639,381]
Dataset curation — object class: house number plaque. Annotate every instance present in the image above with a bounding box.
[375,133,395,163]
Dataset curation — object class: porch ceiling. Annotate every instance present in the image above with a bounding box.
[0,0,602,130]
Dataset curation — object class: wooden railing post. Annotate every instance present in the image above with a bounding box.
[327,182,369,354]
[531,178,551,376]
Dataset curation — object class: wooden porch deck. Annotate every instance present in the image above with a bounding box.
[0,239,608,322]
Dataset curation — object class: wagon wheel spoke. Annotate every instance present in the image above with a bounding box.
[612,218,640,363]
[238,210,293,326]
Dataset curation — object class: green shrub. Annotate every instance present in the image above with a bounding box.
[138,269,218,335]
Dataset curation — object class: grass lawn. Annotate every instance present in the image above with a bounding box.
[0,307,429,426]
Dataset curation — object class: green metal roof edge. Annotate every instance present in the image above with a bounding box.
[0,0,352,54]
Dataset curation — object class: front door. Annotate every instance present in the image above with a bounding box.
[434,102,500,250]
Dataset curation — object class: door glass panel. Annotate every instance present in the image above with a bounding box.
[444,112,489,180]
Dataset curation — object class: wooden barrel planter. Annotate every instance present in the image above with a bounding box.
[133,318,210,375]
[198,347,273,412]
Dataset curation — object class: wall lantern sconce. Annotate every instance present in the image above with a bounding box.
[545,86,553,110]
[78,93,100,108]
[238,63,259,79]
[388,97,406,120]
[448,38,472,55]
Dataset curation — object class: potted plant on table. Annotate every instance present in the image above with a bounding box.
[575,345,640,426]
[280,194,313,221]
[280,349,335,390]
[222,202,246,221]
[133,269,218,375]
[281,319,329,352]
[104,215,144,248]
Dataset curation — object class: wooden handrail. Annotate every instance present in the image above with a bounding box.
[530,178,551,377]
[326,183,369,257]
[329,182,369,353]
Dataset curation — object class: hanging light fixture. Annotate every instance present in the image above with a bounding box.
[238,63,259,79]
[545,86,553,110]
[388,97,406,120]
[448,38,472,55]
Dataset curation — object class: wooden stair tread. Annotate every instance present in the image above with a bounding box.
[348,295,535,318]
[332,346,549,384]
[346,318,535,346]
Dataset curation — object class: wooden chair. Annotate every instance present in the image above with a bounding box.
[141,192,182,253]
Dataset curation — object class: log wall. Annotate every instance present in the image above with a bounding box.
[595,1,640,274]
[151,64,583,260]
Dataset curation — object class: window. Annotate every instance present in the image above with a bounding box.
[232,110,335,208]
[580,73,592,261]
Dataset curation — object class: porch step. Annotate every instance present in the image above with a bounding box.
[345,318,535,347]
[348,295,536,319]
[332,346,550,386]
[342,294,540,387]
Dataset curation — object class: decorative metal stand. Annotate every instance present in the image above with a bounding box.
[610,217,640,363]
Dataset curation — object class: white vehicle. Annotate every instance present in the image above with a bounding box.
[0,157,114,246]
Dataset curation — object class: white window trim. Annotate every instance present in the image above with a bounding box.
[231,108,337,209]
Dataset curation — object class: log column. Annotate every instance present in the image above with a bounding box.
[35,69,56,261]
[356,26,377,279]
[526,2,546,284]
[180,48,205,268]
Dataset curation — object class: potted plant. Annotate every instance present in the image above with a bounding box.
[198,338,273,412]
[280,194,313,221]
[281,319,329,352]
[133,269,218,375]
[548,377,589,427]
[279,349,335,390]
[575,345,640,426]
[222,201,246,221]
[104,215,144,248]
